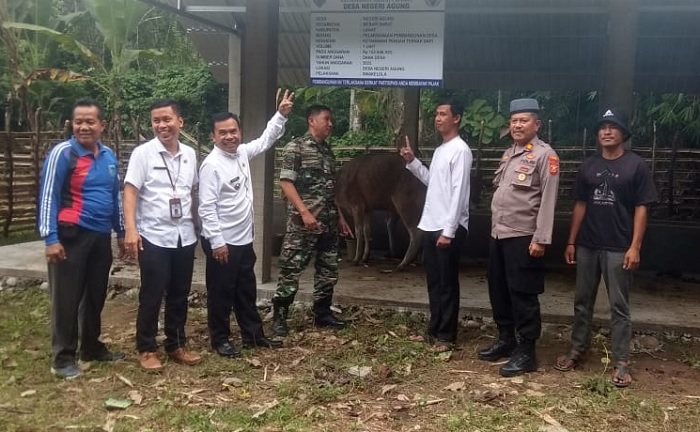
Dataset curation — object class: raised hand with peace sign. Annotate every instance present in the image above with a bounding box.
[399,135,415,163]
[276,88,295,118]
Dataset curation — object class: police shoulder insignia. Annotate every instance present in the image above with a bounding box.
[548,155,559,176]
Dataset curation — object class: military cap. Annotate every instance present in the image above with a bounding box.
[509,98,540,114]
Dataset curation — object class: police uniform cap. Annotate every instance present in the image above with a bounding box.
[510,98,540,115]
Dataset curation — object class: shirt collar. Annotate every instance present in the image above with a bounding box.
[154,137,183,157]
[212,145,239,159]
[70,137,107,157]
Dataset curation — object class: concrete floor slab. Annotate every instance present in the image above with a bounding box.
[1,241,699,335]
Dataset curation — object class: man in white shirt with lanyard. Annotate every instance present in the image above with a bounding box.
[198,90,294,358]
[124,99,201,371]
[401,99,472,354]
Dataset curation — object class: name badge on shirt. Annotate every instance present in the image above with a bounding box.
[169,198,183,219]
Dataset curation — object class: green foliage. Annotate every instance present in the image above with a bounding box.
[0,0,222,141]
[460,99,507,145]
[331,128,392,149]
[638,94,700,147]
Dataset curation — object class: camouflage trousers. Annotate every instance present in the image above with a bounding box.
[275,229,339,304]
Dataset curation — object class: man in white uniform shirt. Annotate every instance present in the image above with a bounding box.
[124,99,201,371]
[401,99,472,353]
[198,90,294,357]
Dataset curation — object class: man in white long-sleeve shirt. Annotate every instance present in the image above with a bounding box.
[198,90,294,357]
[401,99,473,353]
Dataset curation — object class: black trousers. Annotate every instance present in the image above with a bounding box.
[136,238,196,353]
[201,238,265,347]
[48,227,112,368]
[487,236,545,342]
[423,226,468,343]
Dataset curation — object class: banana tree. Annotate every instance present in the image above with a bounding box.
[0,0,84,130]
[3,0,162,155]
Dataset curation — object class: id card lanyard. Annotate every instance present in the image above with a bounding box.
[161,153,183,219]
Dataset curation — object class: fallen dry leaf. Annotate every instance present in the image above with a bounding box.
[127,390,143,406]
[222,377,243,387]
[381,384,397,395]
[290,356,306,367]
[532,409,570,432]
[251,399,279,419]
[20,389,36,397]
[89,377,109,384]
[117,374,133,388]
[525,389,546,398]
[245,358,262,368]
[397,394,410,402]
[444,381,466,392]
[347,366,372,378]
[102,413,116,432]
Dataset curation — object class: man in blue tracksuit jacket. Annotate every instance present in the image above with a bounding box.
[38,98,125,379]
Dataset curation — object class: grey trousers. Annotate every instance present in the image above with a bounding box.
[571,245,632,362]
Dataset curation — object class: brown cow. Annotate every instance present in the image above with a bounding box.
[336,153,427,270]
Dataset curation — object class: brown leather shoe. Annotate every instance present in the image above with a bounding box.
[166,348,201,366]
[139,352,163,371]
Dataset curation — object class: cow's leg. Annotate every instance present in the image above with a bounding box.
[352,210,364,265]
[398,225,424,270]
[385,212,399,258]
[361,211,372,264]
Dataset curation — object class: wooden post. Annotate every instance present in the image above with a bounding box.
[195,122,202,164]
[3,109,13,237]
[34,108,42,208]
[651,121,657,176]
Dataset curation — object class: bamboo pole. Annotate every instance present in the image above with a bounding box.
[651,121,657,176]
[33,108,42,206]
[3,109,14,237]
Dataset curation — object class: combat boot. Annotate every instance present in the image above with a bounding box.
[272,298,290,337]
[313,296,346,330]
[478,328,517,362]
[499,340,538,377]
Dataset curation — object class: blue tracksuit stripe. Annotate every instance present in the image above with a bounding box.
[38,141,71,243]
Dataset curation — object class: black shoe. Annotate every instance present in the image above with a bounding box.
[80,349,125,363]
[272,299,290,337]
[313,313,346,330]
[242,336,283,349]
[499,346,538,377]
[213,341,241,358]
[478,339,517,362]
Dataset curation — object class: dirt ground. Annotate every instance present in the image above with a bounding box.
[2,266,700,431]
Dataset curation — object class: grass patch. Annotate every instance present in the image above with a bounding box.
[2,288,700,431]
[0,230,40,247]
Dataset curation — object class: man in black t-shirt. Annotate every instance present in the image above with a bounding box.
[554,108,657,388]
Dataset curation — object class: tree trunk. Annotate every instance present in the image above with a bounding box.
[349,88,361,132]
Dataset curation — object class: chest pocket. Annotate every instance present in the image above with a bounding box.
[493,163,506,186]
[512,164,536,188]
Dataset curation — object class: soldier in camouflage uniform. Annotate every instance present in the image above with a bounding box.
[272,104,353,336]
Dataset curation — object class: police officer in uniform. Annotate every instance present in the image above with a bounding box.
[272,104,353,336]
[478,98,560,377]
